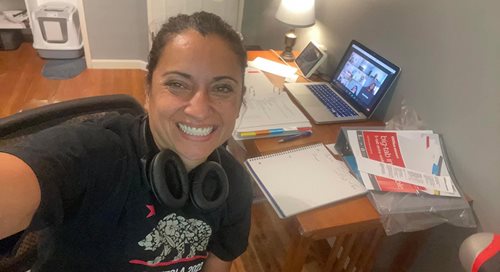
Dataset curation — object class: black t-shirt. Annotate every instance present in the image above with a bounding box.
[0,114,252,271]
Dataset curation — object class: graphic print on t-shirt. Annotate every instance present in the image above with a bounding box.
[129,213,212,267]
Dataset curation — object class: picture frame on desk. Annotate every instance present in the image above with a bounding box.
[295,41,327,78]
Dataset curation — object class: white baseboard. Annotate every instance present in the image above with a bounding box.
[90,59,148,70]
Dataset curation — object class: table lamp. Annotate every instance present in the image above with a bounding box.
[275,0,316,62]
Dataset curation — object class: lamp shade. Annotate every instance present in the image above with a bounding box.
[275,0,315,27]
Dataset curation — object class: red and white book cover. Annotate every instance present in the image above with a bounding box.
[347,130,459,196]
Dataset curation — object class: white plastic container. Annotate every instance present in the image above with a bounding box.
[32,2,83,59]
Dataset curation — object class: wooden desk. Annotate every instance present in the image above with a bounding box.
[244,51,385,272]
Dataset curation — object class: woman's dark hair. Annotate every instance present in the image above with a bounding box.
[146,12,247,88]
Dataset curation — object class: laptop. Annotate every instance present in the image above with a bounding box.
[285,40,401,124]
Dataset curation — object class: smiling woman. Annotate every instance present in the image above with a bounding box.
[146,29,244,171]
[0,12,252,272]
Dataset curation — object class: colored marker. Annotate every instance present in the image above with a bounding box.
[239,128,285,137]
[238,127,311,138]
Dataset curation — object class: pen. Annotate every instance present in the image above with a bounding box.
[278,130,312,143]
[269,49,310,81]
[270,49,293,67]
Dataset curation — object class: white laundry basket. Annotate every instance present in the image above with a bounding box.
[32,2,83,59]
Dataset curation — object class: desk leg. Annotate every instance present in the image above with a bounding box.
[332,233,358,272]
[323,235,346,272]
[283,232,313,272]
[359,226,385,272]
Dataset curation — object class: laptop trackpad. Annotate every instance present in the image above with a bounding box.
[293,93,336,121]
[293,93,327,107]
[298,95,322,106]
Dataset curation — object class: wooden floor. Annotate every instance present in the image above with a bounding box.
[0,43,147,118]
[0,43,324,272]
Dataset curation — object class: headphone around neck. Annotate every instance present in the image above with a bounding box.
[139,116,229,211]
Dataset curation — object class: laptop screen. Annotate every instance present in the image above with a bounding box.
[330,40,400,117]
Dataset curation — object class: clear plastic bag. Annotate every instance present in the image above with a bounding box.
[373,101,476,235]
[385,99,426,130]
[335,100,477,235]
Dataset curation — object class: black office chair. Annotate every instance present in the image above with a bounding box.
[0,94,145,272]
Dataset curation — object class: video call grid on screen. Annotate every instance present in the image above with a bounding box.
[332,43,397,112]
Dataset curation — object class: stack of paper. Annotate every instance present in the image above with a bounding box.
[233,68,311,140]
[248,57,299,82]
[345,130,461,197]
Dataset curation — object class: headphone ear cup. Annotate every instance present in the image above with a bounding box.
[189,161,229,211]
[149,150,189,209]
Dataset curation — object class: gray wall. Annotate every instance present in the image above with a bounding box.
[83,0,149,60]
[0,0,26,10]
[242,0,500,270]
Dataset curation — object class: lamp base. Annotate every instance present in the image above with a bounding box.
[280,50,295,62]
[281,29,297,62]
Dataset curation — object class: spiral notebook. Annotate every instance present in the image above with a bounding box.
[244,143,367,218]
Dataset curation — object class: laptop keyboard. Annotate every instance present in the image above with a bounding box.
[307,84,358,117]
